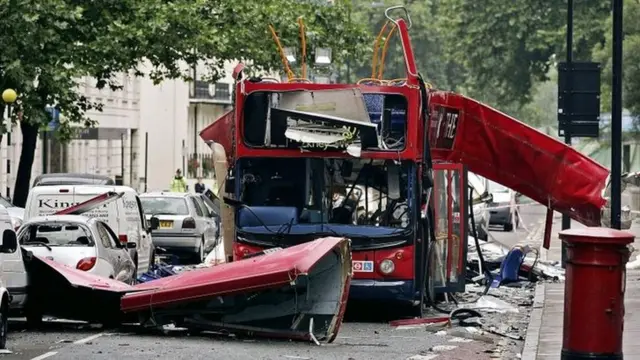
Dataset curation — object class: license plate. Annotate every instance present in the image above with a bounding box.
[353,261,374,273]
[159,221,173,229]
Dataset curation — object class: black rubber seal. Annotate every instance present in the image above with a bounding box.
[561,349,622,360]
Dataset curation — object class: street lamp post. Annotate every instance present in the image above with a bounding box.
[2,89,17,200]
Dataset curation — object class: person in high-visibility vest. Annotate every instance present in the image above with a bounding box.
[169,169,188,192]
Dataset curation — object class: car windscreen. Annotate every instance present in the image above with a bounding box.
[140,197,189,216]
[20,223,94,246]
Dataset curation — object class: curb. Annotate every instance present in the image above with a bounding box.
[521,282,546,360]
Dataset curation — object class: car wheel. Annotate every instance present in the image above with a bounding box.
[133,255,139,279]
[477,226,488,241]
[0,300,7,349]
[504,222,513,232]
[198,238,205,264]
[148,248,156,272]
[25,306,43,330]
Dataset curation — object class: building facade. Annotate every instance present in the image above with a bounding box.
[0,61,251,198]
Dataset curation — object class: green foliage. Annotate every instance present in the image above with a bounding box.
[0,0,368,136]
[436,0,610,107]
[346,0,454,89]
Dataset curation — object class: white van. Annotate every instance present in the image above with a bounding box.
[24,185,155,277]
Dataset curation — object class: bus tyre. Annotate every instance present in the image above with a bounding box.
[420,241,437,317]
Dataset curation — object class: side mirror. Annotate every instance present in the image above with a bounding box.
[0,230,17,253]
[126,242,137,249]
[224,177,235,194]
[149,217,160,230]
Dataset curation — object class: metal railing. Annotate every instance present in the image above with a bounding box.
[184,152,216,179]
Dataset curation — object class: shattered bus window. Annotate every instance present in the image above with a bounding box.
[242,90,407,152]
[235,157,414,249]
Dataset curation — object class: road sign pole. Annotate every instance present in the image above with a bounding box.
[561,0,574,268]
[611,0,623,230]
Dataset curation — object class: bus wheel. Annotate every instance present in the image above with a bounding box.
[417,241,437,317]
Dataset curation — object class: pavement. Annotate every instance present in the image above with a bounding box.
[522,214,640,359]
[2,205,549,360]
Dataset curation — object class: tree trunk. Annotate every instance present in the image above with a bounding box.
[13,121,39,207]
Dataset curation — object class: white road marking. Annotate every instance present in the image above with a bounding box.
[31,351,58,360]
[407,355,438,360]
[74,332,106,344]
[449,337,473,343]
[431,345,458,352]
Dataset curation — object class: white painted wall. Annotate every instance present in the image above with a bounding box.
[138,76,190,192]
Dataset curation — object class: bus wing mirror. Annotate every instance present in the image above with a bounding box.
[224,177,234,194]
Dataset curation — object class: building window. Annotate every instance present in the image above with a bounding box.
[194,80,210,99]
[213,82,230,100]
[191,81,231,101]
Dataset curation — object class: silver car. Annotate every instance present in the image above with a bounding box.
[139,192,219,263]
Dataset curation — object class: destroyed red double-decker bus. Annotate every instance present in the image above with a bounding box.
[200,9,468,315]
[200,5,633,314]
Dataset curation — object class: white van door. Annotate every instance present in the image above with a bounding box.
[134,195,154,273]
[119,192,144,277]
[0,223,27,310]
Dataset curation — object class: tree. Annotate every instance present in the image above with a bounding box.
[0,0,368,206]
[593,0,640,119]
[345,0,457,89]
[437,0,611,108]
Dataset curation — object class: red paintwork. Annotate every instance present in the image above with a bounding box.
[351,246,414,280]
[199,109,235,165]
[389,316,450,327]
[53,191,123,216]
[232,242,267,261]
[122,237,350,312]
[233,82,422,162]
[35,255,138,293]
[240,244,415,281]
[558,228,634,356]
[428,91,609,226]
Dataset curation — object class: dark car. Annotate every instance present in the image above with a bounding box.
[32,173,115,188]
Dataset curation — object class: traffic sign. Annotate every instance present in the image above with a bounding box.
[557,62,601,138]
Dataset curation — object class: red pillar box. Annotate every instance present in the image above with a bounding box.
[560,227,634,360]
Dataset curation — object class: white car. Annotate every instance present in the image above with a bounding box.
[17,215,137,284]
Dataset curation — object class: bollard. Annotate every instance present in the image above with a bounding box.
[559,227,634,360]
